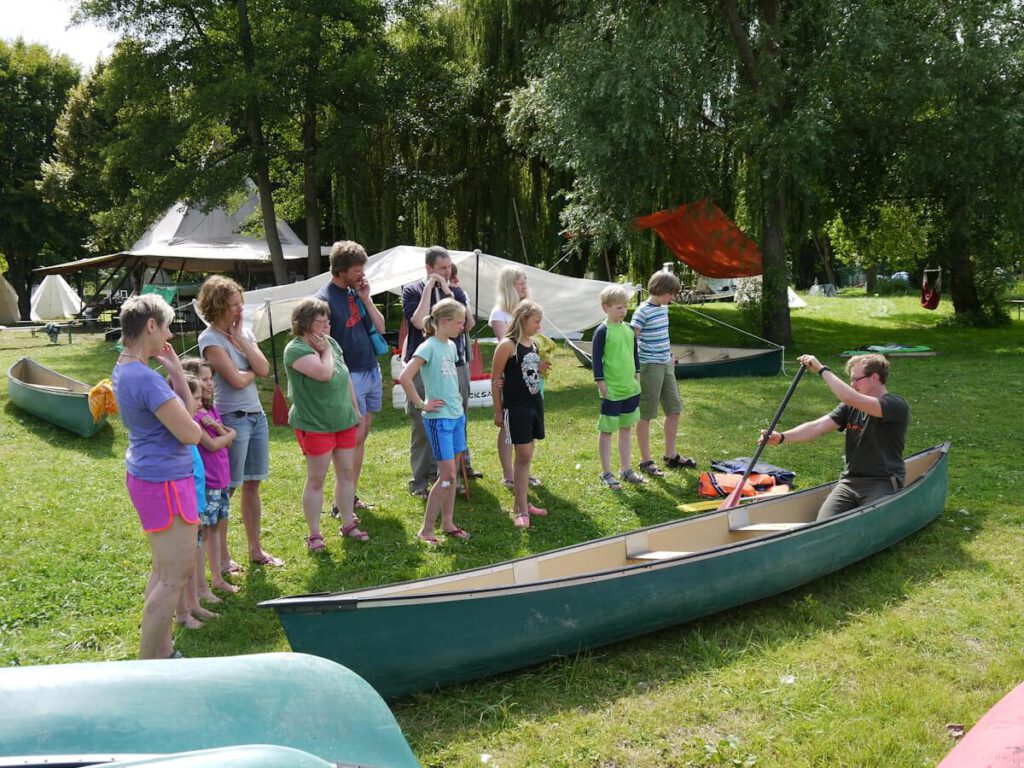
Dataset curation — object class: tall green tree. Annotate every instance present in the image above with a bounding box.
[0,40,80,318]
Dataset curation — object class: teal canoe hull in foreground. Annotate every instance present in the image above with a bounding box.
[264,444,949,700]
[0,652,420,768]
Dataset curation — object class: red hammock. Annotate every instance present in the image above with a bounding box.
[921,268,942,310]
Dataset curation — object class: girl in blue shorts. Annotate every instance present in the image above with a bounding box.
[398,298,471,545]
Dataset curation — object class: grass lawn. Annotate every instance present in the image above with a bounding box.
[1,293,1022,767]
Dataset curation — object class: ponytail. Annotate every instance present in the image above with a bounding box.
[423,314,439,338]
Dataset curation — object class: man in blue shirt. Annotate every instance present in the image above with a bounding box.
[315,240,386,511]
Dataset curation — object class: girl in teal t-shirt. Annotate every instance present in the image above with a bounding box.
[284,298,367,550]
[398,298,471,546]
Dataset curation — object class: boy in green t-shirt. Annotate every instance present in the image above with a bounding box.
[592,284,645,491]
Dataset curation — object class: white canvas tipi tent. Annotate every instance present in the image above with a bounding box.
[0,274,20,324]
[240,246,633,342]
[30,275,83,322]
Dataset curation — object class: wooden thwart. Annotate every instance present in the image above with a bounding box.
[627,550,694,562]
[730,522,808,533]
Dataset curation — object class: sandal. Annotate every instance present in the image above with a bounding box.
[527,503,548,516]
[221,561,244,576]
[600,472,622,491]
[639,460,665,477]
[513,513,531,528]
[502,478,515,489]
[466,468,484,479]
[416,532,440,546]
[329,503,360,523]
[620,468,647,485]
[442,526,471,540]
[305,533,326,552]
[249,553,285,567]
[664,454,697,469]
[353,496,374,510]
[340,522,370,541]
[528,475,543,487]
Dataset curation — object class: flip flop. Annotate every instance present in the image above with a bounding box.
[416,533,440,546]
[513,513,531,528]
[221,561,244,576]
[527,503,547,516]
[249,553,285,567]
[442,526,471,540]
[340,522,370,542]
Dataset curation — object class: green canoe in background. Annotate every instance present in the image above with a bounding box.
[6,356,109,437]
[568,339,783,378]
[264,444,949,700]
[0,652,420,768]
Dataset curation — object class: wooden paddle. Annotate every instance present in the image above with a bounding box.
[266,301,288,427]
[718,365,805,510]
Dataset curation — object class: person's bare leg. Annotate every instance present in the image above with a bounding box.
[637,418,653,464]
[141,518,198,658]
[219,492,237,574]
[196,530,222,604]
[353,412,373,501]
[513,442,535,519]
[436,458,458,531]
[618,426,633,474]
[598,432,613,475]
[663,412,680,459]
[209,519,238,592]
[302,452,331,540]
[241,480,280,563]
[332,448,363,536]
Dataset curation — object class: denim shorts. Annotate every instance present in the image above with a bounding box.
[221,410,270,488]
[350,367,383,414]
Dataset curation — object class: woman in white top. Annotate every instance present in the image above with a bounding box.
[488,266,539,488]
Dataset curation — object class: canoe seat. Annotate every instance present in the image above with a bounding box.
[731,522,808,532]
[628,550,693,562]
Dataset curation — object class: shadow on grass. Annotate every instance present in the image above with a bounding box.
[4,400,117,456]
[392,507,983,741]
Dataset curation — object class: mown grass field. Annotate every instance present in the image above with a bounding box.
[1,293,1021,767]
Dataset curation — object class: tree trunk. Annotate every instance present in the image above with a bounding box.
[865,265,876,293]
[761,183,792,345]
[8,254,34,321]
[236,0,287,286]
[947,226,981,316]
[302,23,322,277]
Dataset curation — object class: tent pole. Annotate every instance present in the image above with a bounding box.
[473,249,481,325]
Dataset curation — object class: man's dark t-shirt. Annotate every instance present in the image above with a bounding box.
[829,392,910,485]
[401,281,468,364]
[314,282,377,372]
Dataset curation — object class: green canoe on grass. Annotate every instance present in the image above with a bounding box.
[263,444,949,700]
[7,356,108,437]
[568,339,783,378]
[0,652,420,768]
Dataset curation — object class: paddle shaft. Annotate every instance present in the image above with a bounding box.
[265,301,280,384]
[719,366,805,509]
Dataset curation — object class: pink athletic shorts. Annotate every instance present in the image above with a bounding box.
[126,473,200,533]
[295,426,358,456]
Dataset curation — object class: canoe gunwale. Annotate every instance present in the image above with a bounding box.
[6,356,107,437]
[264,442,950,613]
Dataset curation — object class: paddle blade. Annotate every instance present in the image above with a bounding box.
[272,385,288,426]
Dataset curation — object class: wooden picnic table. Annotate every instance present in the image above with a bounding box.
[1010,298,1024,319]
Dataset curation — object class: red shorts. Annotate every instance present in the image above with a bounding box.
[295,426,358,456]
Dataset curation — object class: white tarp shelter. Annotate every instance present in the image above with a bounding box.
[0,274,20,324]
[30,275,83,321]
[241,245,635,342]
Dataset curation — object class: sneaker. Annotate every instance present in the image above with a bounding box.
[410,487,429,499]
[600,471,622,491]
[620,468,647,485]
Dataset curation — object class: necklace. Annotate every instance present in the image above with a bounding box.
[119,350,147,362]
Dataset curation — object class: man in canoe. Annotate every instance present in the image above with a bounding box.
[760,353,909,521]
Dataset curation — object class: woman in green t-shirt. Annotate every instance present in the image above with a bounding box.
[284,298,368,550]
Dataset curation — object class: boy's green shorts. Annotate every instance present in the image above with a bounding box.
[639,362,682,419]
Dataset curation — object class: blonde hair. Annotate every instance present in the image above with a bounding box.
[181,358,213,408]
[496,266,528,314]
[845,353,891,384]
[600,284,632,307]
[424,297,464,338]
[119,294,175,343]
[196,275,244,325]
[291,298,330,336]
[505,299,543,341]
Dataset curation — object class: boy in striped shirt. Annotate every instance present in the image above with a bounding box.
[631,270,696,475]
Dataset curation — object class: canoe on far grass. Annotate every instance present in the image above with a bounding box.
[263,443,950,700]
[938,682,1024,768]
[7,356,108,437]
[0,652,420,768]
[568,339,783,378]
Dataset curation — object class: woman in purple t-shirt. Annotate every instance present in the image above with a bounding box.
[112,294,202,659]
